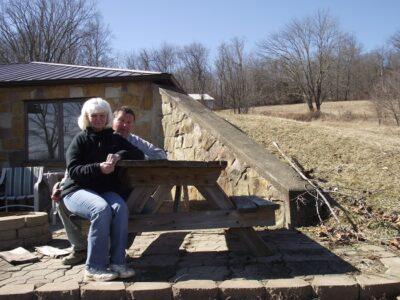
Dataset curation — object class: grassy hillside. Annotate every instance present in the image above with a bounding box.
[218,101,400,246]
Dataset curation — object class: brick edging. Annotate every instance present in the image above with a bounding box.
[0,212,51,251]
[1,275,399,300]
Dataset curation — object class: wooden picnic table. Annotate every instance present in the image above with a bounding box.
[117,160,279,256]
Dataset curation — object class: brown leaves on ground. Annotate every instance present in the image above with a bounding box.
[315,225,365,246]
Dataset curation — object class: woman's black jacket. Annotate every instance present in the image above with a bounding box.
[61,127,144,197]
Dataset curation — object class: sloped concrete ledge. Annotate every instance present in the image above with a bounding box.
[1,277,399,300]
[158,87,316,227]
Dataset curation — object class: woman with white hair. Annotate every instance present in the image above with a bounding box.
[61,97,144,281]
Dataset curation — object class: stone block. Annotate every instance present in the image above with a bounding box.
[105,86,122,98]
[30,88,44,99]
[85,85,104,98]
[23,232,52,248]
[2,138,20,150]
[219,279,265,300]
[0,283,35,300]
[381,257,400,268]
[356,274,400,300]
[386,267,400,277]
[35,282,80,300]
[172,280,218,300]
[265,278,314,300]
[18,224,49,239]
[126,282,171,300]
[69,86,84,98]
[81,282,125,300]
[24,212,48,227]
[0,113,12,128]
[0,238,23,250]
[0,229,17,240]
[0,216,25,231]
[311,275,358,300]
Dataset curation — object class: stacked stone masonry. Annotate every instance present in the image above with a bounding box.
[160,91,286,227]
[0,212,51,250]
[0,82,161,167]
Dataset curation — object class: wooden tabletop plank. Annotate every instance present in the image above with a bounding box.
[117,160,228,169]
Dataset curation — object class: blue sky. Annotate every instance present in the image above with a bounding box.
[98,0,400,56]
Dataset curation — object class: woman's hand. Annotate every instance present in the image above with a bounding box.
[51,181,62,202]
[100,154,121,174]
[100,162,115,174]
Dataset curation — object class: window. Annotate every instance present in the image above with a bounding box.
[25,99,84,162]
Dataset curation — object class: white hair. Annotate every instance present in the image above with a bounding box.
[78,97,113,130]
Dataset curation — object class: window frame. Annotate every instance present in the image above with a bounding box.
[24,97,86,165]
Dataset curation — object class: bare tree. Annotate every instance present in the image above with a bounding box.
[258,10,340,111]
[0,0,112,66]
[77,14,113,67]
[372,71,400,126]
[390,30,400,53]
[215,38,250,113]
[177,42,211,96]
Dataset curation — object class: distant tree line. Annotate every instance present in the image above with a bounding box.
[1,1,399,122]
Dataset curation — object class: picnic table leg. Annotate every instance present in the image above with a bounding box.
[197,184,273,257]
[141,185,174,214]
[126,186,158,213]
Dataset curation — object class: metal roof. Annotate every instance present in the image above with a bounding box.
[188,93,215,100]
[0,62,183,91]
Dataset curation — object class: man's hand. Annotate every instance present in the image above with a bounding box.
[51,181,62,202]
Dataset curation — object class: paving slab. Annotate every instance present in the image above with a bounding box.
[265,278,314,300]
[311,275,359,300]
[219,279,265,300]
[172,280,218,300]
[356,274,400,300]
[81,282,125,300]
[126,282,171,300]
[35,282,80,300]
[0,283,35,300]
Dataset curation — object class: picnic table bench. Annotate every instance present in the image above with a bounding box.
[118,160,279,256]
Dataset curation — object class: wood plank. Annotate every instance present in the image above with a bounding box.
[249,196,279,210]
[141,185,173,214]
[128,208,276,232]
[120,167,222,186]
[118,160,227,169]
[126,186,158,213]
[196,184,233,210]
[230,196,258,212]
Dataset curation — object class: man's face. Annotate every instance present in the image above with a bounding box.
[113,111,134,139]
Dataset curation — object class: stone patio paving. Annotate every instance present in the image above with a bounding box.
[1,226,400,299]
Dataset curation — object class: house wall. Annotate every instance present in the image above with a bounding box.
[0,81,163,167]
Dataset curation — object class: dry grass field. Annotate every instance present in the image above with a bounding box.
[218,100,400,247]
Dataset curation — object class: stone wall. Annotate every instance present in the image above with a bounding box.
[156,87,316,228]
[0,212,51,250]
[0,81,163,167]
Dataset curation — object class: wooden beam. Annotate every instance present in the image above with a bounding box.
[126,186,158,213]
[128,208,276,232]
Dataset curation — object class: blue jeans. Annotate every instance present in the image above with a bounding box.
[63,189,128,270]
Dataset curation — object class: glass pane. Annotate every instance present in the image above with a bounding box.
[27,103,59,160]
[63,101,83,154]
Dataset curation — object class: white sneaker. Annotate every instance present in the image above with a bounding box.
[84,268,118,282]
[110,264,135,279]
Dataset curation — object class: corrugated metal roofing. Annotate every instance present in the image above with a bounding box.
[188,93,215,100]
[0,62,183,91]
